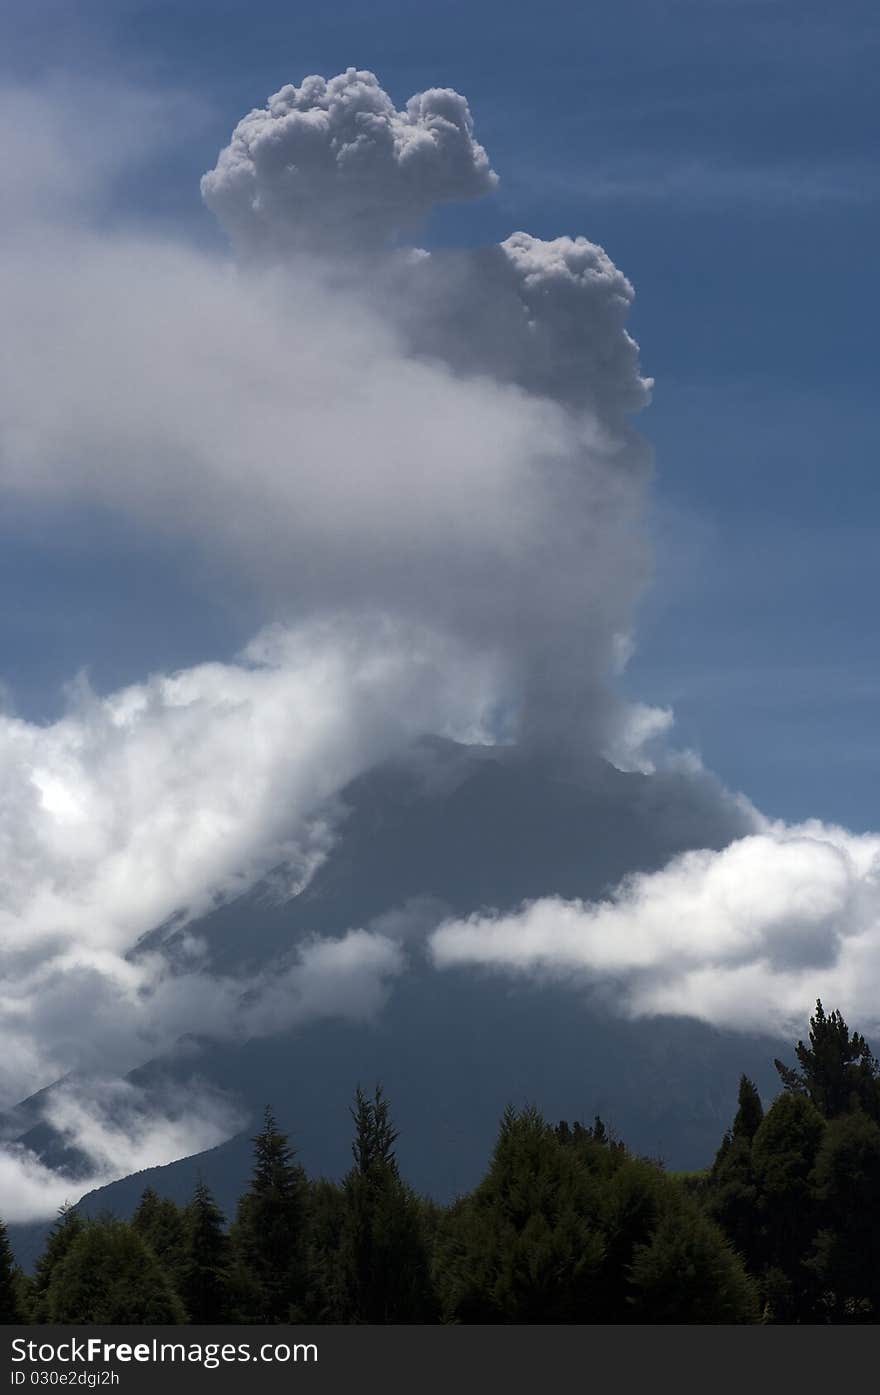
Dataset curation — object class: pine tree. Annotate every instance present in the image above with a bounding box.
[775,1000,880,1122]
[808,1110,880,1320]
[181,1178,231,1323]
[436,1105,605,1323]
[45,1218,186,1324]
[732,1076,764,1143]
[303,1179,347,1322]
[707,1076,764,1273]
[339,1085,435,1323]
[12,1267,33,1324]
[30,1204,83,1322]
[708,1132,759,1272]
[232,1106,308,1322]
[628,1199,759,1324]
[0,1217,22,1323]
[751,1091,826,1320]
[350,1084,398,1176]
[131,1188,187,1292]
[598,1154,668,1318]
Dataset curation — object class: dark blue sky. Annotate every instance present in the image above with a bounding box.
[3,0,878,828]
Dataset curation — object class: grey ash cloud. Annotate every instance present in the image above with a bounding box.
[3,67,876,1218]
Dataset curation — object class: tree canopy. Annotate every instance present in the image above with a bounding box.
[6,1000,879,1326]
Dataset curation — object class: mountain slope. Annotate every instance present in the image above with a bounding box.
[8,737,784,1265]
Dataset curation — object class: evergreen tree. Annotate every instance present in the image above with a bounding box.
[19,1034,880,1329]
[12,1267,33,1324]
[775,1000,880,1122]
[560,1120,746,1323]
[181,1178,231,1323]
[303,1179,347,1322]
[30,1204,83,1322]
[349,1084,398,1175]
[808,1110,880,1320]
[0,1217,22,1322]
[628,1199,759,1324]
[339,1086,435,1322]
[707,1078,764,1273]
[231,1106,309,1322]
[45,1218,186,1324]
[131,1188,187,1292]
[732,1076,764,1143]
[751,1091,825,1320]
[555,1116,619,1153]
[437,1106,605,1323]
[598,1155,668,1318]
[708,1132,759,1273]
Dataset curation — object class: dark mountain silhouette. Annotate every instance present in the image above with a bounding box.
[7,737,784,1266]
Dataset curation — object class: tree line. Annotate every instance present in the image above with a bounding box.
[2,1000,879,1325]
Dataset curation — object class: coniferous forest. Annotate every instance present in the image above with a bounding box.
[3,1001,880,1326]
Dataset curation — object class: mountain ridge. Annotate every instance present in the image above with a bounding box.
[6,736,782,1267]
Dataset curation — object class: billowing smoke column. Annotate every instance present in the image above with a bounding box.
[201,68,498,255]
[0,66,661,1107]
[201,67,654,754]
[0,68,661,1213]
[3,67,880,1221]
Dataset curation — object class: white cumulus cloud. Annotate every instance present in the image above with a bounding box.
[0,616,497,1105]
[429,819,880,1037]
